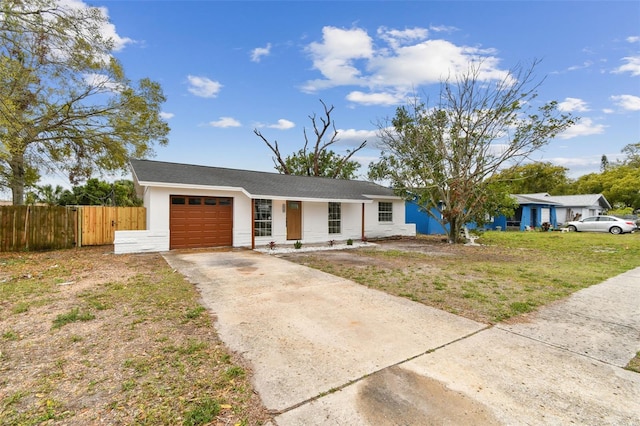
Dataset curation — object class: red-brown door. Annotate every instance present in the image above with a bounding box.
[286,200,302,240]
[170,196,233,249]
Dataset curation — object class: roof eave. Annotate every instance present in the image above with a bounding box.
[136,181,253,198]
[135,181,380,203]
[363,194,403,200]
[253,195,374,203]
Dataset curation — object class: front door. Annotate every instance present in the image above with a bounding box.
[530,208,538,228]
[286,200,302,240]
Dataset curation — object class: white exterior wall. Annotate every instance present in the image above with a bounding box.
[556,205,605,224]
[341,202,364,237]
[115,186,253,253]
[541,208,550,224]
[364,199,416,239]
[115,189,415,253]
[254,200,365,247]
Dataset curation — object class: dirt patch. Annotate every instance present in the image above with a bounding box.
[357,365,499,425]
[279,236,516,267]
[0,246,270,425]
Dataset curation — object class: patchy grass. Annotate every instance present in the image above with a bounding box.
[51,307,96,329]
[281,231,640,324]
[626,352,640,373]
[0,246,269,425]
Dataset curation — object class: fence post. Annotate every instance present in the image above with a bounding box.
[76,206,82,247]
[12,209,17,250]
[23,205,30,250]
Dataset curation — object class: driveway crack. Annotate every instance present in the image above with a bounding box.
[272,324,493,419]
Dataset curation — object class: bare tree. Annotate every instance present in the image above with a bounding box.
[254,100,366,179]
[369,61,576,242]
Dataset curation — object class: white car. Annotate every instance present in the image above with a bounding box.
[565,215,637,234]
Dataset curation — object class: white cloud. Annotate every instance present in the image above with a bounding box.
[303,26,374,91]
[602,108,615,114]
[548,154,626,177]
[626,36,640,43]
[558,97,590,112]
[566,61,593,72]
[187,75,222,98]
[208,117,241,128]
[251,43,272,62]
[267,119,295,130]
[369,40,505,89]
[549,156,599,168]
[302,25,509,104]
[336,128,378,146]
[429,25,458,34]
[160,112,174,119]
[346,91,403,106]
[377,26,429,50]
[610,94,640,111]
[614,55,640,76]
[558,118,606,139]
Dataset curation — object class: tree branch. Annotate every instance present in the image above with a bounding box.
[332,139,367,178]
[253,129,291,174]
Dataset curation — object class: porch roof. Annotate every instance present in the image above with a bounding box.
[513,194,562,206]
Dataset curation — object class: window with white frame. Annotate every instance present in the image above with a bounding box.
[254,199,272,236]
[328,202,341,234]
[378,202,393,222]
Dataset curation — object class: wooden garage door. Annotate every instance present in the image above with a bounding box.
[170,196,233,249]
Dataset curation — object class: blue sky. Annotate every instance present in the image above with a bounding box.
[43,1,640,188]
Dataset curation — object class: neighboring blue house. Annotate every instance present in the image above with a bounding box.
[406,204,444,235]
[405,202,479,235]
[405,193,610,234]
[504,194,561,231]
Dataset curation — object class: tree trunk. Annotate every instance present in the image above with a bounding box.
[447,217,456,244]
[10,153,26,205]
[447,216,464,244]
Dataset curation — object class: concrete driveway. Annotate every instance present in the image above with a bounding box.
[163,249,640,425]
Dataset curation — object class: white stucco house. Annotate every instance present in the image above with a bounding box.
[544,194,612,224]
[115,159,416,254]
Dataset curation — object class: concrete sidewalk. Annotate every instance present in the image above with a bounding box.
[164,250,640,425]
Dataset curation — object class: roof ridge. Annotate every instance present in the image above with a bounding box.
[130,158,376,184]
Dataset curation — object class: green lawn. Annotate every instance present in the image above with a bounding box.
[284,231,640,323]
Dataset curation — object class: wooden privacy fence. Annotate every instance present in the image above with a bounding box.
[79,206,146,246]
[0,206,76,252]
[0,206,146,252]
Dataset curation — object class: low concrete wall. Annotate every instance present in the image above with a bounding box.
[114,230,169,254]
[366,223,416,239]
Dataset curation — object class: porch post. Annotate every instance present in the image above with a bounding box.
[361,203,365,240]
[251,199,255,249]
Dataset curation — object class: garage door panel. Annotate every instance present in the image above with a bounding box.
[170,196,233,249]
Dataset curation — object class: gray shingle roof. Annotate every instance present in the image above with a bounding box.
[130,159,397,201]
[544,194,611,209]
[513,193,611,209]
[513,194,561,206]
